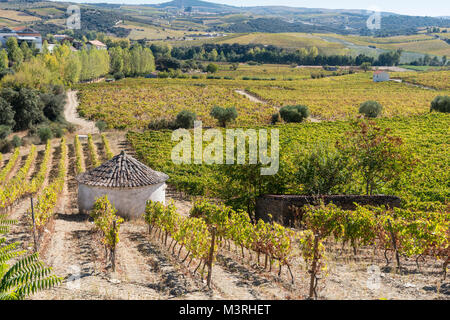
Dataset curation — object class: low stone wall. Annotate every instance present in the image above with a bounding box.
[255,195,402,227]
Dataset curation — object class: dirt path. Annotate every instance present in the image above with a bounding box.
[390,78,438,90]
[64,91,98,134]
[235,89,267,104]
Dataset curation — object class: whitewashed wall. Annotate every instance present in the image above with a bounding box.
[78,183,166,219]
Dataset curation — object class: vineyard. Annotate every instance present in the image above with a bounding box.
[128,113,449,203]
[76,78,277,129]
[76,71,449,127]
[391,70,450,90]
[1,65,449,300]
[0,126,446,300]
[246,72,448,119]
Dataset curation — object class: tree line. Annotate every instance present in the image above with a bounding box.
[169,43,405,66]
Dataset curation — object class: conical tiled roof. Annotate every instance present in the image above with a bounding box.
[76,151,169,188]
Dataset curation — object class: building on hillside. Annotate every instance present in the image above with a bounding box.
[53,34,74,43]
[87,40,107,50]
[373,70,390,82]
[0,27,42,51]
[76,151,169,219]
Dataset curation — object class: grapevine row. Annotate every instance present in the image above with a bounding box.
[144,201,215,279]
[32,138,68,233]
[0,145,37,211]
[0,148,20,185]
[27,141,52,196]
[74,135,84,174]
[88,134,101,168]
[101,134,114,160]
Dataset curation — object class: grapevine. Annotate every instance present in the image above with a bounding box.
[74,135,84,174]
[101,134,114,160]
[90,195,123,271]
[0,148,20,185]
[32,137,68,235]
[0,145,37,212]
[88,134,101,168]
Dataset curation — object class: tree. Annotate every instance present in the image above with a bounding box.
[0,97,15,128]
[206,63,219,74]
[155,57,181,71]
[19,41,32,62]
[5,37,23,68]
[360,62,372,72]
[217,159,288,218]
[175,110,196,129]
[430,96,450,113]
[0,125,11,140]
[38,127,53,143]
[210,106,238,127]
[279,105,309,123]
[337,120,416,195]
[40,87,66,122]
[295,144,352,195]
[1,87,45,131]
[359,101,383,118]
[0,50,8,70]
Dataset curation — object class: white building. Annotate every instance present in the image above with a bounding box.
[373,71,390,82]
[0,27,42,51]
[76,151,169,219]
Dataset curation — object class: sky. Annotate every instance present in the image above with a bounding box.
[68,0,450,17]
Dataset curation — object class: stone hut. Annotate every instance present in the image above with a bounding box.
[373,71,390,82]
[76,151,169,219]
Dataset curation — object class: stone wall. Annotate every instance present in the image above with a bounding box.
[255,195,402,227]
[78,182,167,219]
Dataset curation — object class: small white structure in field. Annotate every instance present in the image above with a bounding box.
[373,71,390,82]
[76,151,169,219]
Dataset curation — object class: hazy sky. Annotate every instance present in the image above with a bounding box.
[65,0,450,17]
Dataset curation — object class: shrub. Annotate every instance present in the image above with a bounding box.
[113,71,125,80]
[271,113,280,125]
[359,101,383,118]
[0,125,11,140]
[52,126,64,138]
[0,138,13,153]
[66,123,76,133]
[38,127,53,144]
[279,105,309,123]
[206,63,219,74]
[95,120,108,132]
[210,106,238,127]
[430,96,450,113]
[175,110,197,129]
[158,71,169,78]
[295,144,352,195]
[11,135,21,147]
